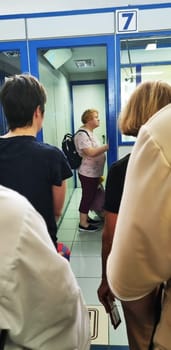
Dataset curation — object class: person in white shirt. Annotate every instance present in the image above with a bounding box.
[0,185,90,350]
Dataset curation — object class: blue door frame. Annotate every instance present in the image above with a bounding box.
[0,41,29,135]
[28,35,117,167]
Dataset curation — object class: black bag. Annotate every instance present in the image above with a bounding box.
[62,130,89,169]
[0,330,7,350]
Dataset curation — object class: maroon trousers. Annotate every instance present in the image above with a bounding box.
[78,173,99,214]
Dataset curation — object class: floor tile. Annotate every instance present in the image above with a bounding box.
[74,229,102,242]
[76,277,100,304]
[59,217,78,230]
[72,240,101,256]
[64,209,79,219]
[58,228,76,241]
[70,256,101,277]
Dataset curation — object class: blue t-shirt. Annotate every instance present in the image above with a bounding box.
[0,136,72,245]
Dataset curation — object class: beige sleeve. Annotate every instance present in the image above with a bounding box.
[107,126,171,301]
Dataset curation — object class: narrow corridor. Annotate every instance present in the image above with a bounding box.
[58,189,129,349]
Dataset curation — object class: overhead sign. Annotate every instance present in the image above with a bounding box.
[116,9,138,33]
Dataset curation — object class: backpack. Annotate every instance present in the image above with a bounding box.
[62,130,89,169]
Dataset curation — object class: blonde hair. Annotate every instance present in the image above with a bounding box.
[81,109,98,124]
[119,80,171,136]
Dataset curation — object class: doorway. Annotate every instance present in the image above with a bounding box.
[37,45,107,147]
[36,44,108,189]
[71,81,108,186]
[29,35,116,170]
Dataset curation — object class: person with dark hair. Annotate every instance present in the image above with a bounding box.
[0,185,90,350]
[0,73,72,251]
[98,80,171,350]
[74,108,108,232]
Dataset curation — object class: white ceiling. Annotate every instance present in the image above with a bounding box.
[1,37,171,78]
[62,46,107,74]
[0,46,107,77]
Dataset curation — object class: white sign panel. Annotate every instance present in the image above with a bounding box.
[116,9,138,33]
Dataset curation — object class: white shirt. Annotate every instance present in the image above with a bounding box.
[0,186,90,349]
[74,129,106,177]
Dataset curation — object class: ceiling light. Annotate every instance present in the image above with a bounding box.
[44,48,72,70]
[74,59,95,68]
[145,43,157,50]
[3,51,19,57]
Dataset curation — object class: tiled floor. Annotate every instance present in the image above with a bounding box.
[58,188,129,350]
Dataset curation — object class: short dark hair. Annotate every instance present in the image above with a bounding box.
[0,74,47,130]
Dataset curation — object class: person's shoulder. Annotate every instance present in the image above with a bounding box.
[0,186,43,231]
[37,141,60,152]
[139,103,171,164]
[0,186,41,243]
[110,154,130,171]
[0,185,49,243]
[1,185,30,212]
[143,103,171,136]
[75,128,90,138]
[36,141,64,158]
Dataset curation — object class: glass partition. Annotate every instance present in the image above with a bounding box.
[120,36,171,144]
[38,48,73,149]
[37,44,107,207]
[0,50,21,135]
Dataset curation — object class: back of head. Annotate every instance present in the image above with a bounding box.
[0,74,47,131]
[119,80,171,136]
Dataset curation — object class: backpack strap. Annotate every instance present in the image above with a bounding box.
[74,129,90,138]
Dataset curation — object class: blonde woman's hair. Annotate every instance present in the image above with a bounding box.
[119,80,171,136]
[81,109,98,124]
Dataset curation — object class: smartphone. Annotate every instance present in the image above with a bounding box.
[107,297,121,329]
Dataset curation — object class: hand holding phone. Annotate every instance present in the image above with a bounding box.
[107,297,121,329]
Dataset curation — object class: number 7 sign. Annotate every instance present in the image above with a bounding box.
[116,10,138,33]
